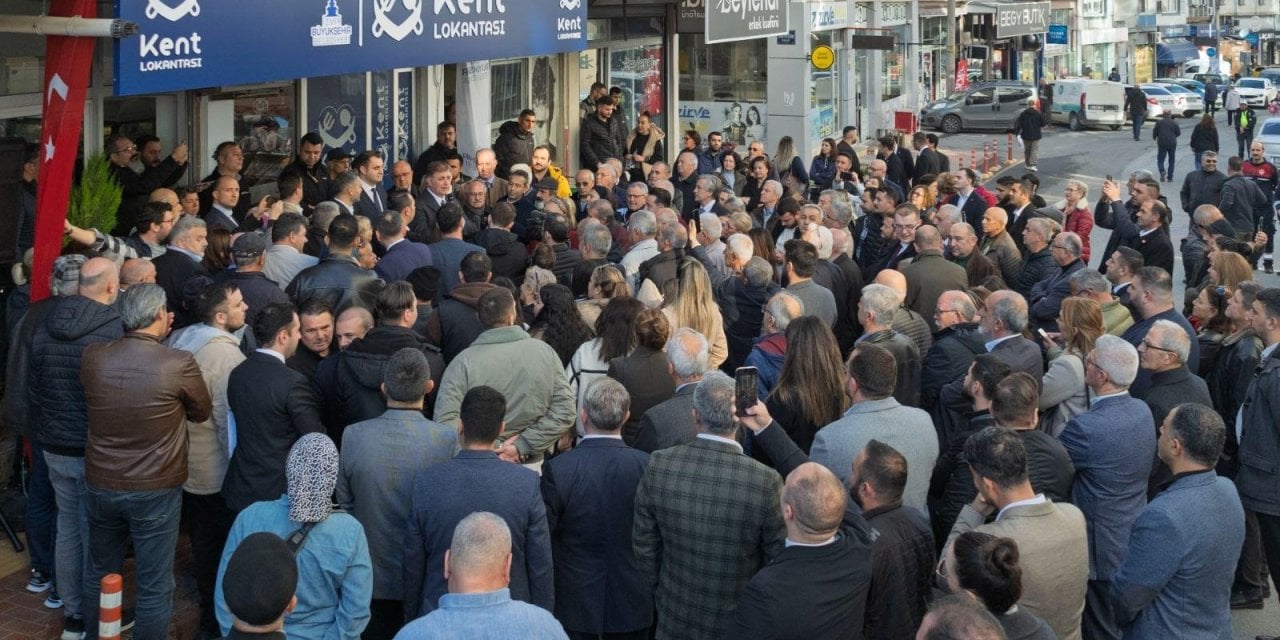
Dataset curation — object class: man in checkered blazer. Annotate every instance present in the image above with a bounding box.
[633,370,786,639]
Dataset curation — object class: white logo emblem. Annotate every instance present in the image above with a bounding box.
[371,0,424,41]
[317,105,359,149]
[312,0,353,47]
[560,0,581,9]
[145,0,200,22]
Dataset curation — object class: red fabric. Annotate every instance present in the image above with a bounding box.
[1064,205,1095,262]
[30,0,97,302]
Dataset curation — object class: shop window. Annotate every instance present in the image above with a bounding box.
[205,85,296,193]
[610,44,666,136]
[491,59,529,138]
[881,25,910,102]
[677,34,767,148]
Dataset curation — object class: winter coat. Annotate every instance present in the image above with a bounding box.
[493,120,534,179]
[167,323,246,495]
[334,326,444,437]
[1190,124,1219,153]
[580,113,621,170]
[475,227,528,283]
[30,296,123,456]
[1014,108,1046,141]
[1153,117,1181,149]
[745,333,787,400]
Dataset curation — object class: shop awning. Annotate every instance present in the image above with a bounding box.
[1157,39,1199,65]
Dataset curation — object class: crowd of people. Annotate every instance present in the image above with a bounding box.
[3,93,1280,640]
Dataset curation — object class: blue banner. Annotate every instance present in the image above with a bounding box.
[1047,24,1068,45]
[114,0,587,96]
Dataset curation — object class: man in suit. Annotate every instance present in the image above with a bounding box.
[690,175,729,221]
[1121,266,1200,395]
[977,289,1045,378]
[1029,231,1087,332]
[403,386,553,619]
[634,329,708,453]
[945,426,1088,640]
[329,171,361,217]
[1134,320,1213,492]
[1061,335,1156,640]
[352,151,388,223]
[151,216,210,329]
[412,161,454,244]
[1237,288,1280,637]
[854,284,922,407]
[286,214,383,312]
[997,175,1036,256]
[263,213,319,292]
[196,141,249,218]
[221,303,325,513]
[201,175,245,233]
[633,370,786,639]
[474,148,510,207]
[1097,176,1174,275]
[911,132,940,185]
[812,343,937,513]
[877,136,912,190]
[335,348,456,637]
[946,169,992,232]
[542,378,651,640]
[874,204,921,274]
[1111,404,1244,639]
[725,461,872,639]
[1104,246,1143,313]
[373,205,433,284]
[901,225,967,332]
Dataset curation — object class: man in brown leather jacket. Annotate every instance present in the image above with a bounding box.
[80,283,212,640]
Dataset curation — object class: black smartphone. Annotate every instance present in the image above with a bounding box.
[734,366,759,417]
[1105,174,1113,182]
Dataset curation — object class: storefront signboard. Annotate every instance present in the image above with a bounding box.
[1047,24,1068,45]
[994,1,1050,39]
[705,0,789,44]
[115,0,587,96]
[677,100,769,148]
[810,2,849,31]
[1080,0,1106,19]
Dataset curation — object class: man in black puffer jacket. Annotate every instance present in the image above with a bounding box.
[330,282,443,443]
[920,291,987,419]
[29,257,124,633]
[424,252,498,365]
[493,110,535,179]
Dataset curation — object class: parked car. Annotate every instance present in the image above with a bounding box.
[1235,77,1277,107]
[1155,77,1208,102]
[920,81,1035,133]
[1256,118,1280,166]
[1139,84,1186,119]
[1051,79,1125,131]
[1183,59,1231,76]
[1194,73,1230,97]
[1259,67,1280,89]
[1152,82,1204,116]
[1123,85,1164,121]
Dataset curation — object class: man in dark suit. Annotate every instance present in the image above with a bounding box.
[1111,404,1243,639]
[1097,176,1174,275]
[1029,231,1087,332]
[1061,334,1156,640]
[725,461,872,639]
[200,175,244,233]
[373,205,433,284]
[945,169,991,233]
[403,386,553,619]
[633,370,786,639]
[1121,267,1200,396]
[412,161,455,244]
[152,216,211,329]
[352,151,388,223]
[878,135,912,189]
[220,303,325,513]
[875,205,921,274]
[633,329,707,453]
[998,175,1036,257]
[911,132,940,185]
[541,378,652,640]
[196,141,250,218]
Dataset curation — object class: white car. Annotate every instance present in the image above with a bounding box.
[1139,84,1185,119]
[1234,78,1277,107]
[1152,82,1203,117]
[1257,118,1280,166]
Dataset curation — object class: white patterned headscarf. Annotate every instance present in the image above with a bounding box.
[286,433,339,524]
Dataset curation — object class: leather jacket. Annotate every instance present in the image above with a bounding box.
[82,333,211,491]
[285,253,384,312]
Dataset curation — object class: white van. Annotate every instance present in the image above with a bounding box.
[1182,58,1231,76]
[1051,79,1126,131]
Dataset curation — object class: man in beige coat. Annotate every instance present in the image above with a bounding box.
[945,426,1088,640]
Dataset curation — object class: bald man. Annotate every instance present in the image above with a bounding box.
[901,225,968,332]
[873,269,933,354]
[979,207,1024,286]
[474,148,510,207]
[120,258,157,291]
[30,257,125,632]
[725,406,873,639]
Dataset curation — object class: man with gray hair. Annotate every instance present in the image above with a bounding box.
[634,370,786,639]
[636,329,712,452]
[307,200,342,256]
[152,214,209,328]
[636,221,688,306]
[1121,266,1199,395]
[397,512,568,639]
[620,210,659,289]
[746,292,805,399]
[1028,230,1086,332]
[541,378,652,639]
[697,213,727,275]
[1133,319,1212,493]
[337,347,456,636]
[921,290,987,415]
[81,283,212,639]
[1061,334,1156,640]
[1070,267,1135,335]
[856,283,922,407]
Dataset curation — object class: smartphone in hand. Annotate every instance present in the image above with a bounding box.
[734,367,759,417]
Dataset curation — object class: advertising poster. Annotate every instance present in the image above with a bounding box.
[677,100,769,150]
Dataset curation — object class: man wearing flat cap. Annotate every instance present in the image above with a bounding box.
[221,532,297,640]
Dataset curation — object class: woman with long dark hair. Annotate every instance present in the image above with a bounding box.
[567,296,644,436]
[202,227,233,273]
[717,151,747,196]
[529,284,594,367]
[762,317,847,456]
[809,137,839,196]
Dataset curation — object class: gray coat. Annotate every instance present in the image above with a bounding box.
[336,409,457,601]
[632,384,696,453]
[263,244,319,292]
[811,397,938,515]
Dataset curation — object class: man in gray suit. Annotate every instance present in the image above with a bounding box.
[335,348,457,637]
[811,343,938,515]
[262,213,318,290]
[1061,335,1155,640]
[1111,403,1243,640]
[946,426,1088,640]
[633,328,708,453]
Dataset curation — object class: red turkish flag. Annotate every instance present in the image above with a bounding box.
[30,0,98,302]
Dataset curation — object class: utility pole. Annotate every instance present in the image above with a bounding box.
[1210,0,1220,75]
[947,0,957,94]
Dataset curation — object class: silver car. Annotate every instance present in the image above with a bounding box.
[1152,82,1203,117]
[1139,84,1186,119]
[1257,117,1280,166]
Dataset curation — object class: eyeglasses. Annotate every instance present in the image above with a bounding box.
[893,223,919,231]
[1140,340,1178,355]
[113,144,136,155]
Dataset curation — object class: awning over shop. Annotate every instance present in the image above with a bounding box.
[1157,39,1199,65]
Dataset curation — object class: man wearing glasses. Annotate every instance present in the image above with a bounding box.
[876,204,922,273]
[1133,320,1212,494]
[106,133,189,236]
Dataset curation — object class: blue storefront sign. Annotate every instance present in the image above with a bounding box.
[115,0,588,96]
[1047,24,1068,45]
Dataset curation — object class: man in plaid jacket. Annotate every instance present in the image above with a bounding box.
[633,370,786,639]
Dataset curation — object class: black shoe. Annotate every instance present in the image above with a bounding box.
[60,616,85,640]
[1265,258,1274,274]
[121,608,136,632]
[1233,590,1266,609]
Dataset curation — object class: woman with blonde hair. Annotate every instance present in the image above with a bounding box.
[1038,297,1104,436]
[1210,250,1252,291]
[773,135,809,196]
[661,257,728,368]
[577,263,632,328]
[908,184,936,215]
[354,216,377,270]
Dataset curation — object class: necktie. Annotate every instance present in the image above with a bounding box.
[375,189,383,212]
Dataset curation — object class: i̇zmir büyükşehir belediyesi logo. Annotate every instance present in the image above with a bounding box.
[312,0,353,46]
[138,0,203,71]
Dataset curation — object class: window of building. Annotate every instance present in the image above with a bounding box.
[490,58,529,139]
[678,34,767,147]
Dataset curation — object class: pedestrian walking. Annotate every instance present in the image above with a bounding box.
[1014,100,1046,171]
[1204,82,1219,117]
[1124,85,1148,141]
[1153,112,1181,182]
[1225,84,1241,127]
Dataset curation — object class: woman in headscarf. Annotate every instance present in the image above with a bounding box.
[215,433,373,640]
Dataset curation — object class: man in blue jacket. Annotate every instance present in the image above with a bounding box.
[1111,403,1243,640]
